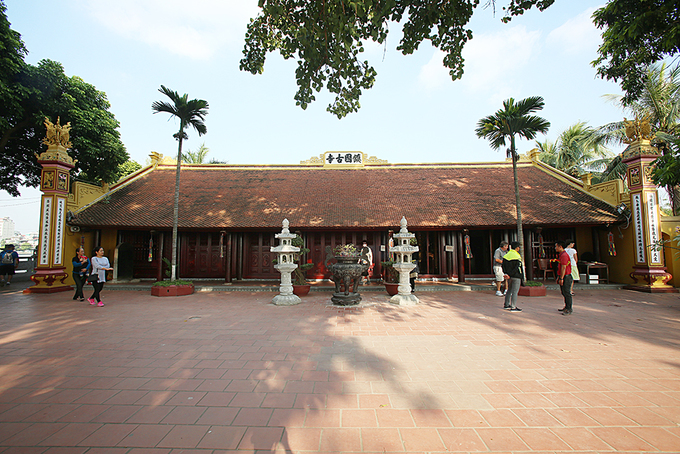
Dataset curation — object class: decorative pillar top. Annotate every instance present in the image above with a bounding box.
[36,117,76,167]
[621,116,660,163]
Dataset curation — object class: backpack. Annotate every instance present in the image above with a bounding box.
[1,251,14,265]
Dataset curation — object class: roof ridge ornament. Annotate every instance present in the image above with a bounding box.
[300,152,388,166]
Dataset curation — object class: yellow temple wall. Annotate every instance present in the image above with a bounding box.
[574,227,593,257]
[594,224,636,285]
[660,216,680,287]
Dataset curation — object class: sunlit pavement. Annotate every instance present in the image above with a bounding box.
[0,280,679,453]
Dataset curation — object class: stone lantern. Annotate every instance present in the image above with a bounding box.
[270,219,301,305]
[389,217,419,306]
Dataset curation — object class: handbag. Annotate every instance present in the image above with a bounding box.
[87,269,99,283]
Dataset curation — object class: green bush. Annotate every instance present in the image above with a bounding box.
[152,280,193,287]
[524,280,544,287]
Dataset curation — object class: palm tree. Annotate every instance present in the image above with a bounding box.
[152,86,209,280]
[476,96,550,261]
[537,121,612,178]
[183,142,211,164]
[602,63,680,213]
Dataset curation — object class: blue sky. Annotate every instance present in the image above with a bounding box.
[2,0,629,233]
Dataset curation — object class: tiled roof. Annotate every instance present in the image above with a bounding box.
[72,163,621,229]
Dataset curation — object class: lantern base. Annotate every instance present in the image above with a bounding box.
[390,293,419,306]
[272,293,302,306]
[624,266,678,293]
[23,269,71,294]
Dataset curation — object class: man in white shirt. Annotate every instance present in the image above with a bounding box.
[493,241,509,296]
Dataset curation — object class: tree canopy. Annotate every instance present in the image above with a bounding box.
[537,121,612,178]
[592,0,680,105]
[0,1,128,196]
[240,0,554,118]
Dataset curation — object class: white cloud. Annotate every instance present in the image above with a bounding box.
[417,26,541,96]
[546,7,601,55]
[463,26,541,92]
[79,0,260,59]
[417,50,451,91]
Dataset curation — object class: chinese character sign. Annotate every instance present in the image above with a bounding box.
[632,193,645,264]
[324,152,363,165]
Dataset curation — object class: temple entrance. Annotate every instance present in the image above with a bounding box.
[117,230,171,279]
[466,230,492,276]
[181,232,226,278]
[414,231,444,277]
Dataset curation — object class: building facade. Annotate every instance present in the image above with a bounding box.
[63,150,654,285]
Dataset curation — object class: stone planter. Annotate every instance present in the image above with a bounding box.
[292,284,311,297]
[327,255,368,306]
[151,284,195,297]
[384,282,399,296]
[518,285,546,297]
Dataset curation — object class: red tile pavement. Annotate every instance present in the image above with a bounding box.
[0,285,679,452]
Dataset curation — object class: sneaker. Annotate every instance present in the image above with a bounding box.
[495,291,503,297]
[503,289,507,295]
[510,307,522,312]
[562,310,572,315]
[557,307,566,312]
[503,305,511,309]
[97,302,105,307]
[88,298,96,305]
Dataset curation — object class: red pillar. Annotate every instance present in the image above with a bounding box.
[24,118,75,294]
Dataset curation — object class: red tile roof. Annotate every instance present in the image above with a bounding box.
[73,162,620,229]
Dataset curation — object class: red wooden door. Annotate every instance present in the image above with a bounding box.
[244,232,278,279]
[181,232,225,278]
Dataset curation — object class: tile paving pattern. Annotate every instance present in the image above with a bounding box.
[0,285,679,453]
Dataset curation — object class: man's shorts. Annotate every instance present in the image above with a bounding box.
[493,266,505,282]
[0,264,15,276]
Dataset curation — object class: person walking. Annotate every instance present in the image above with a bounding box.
[501,241,524,312]
[555,240,573,315]
[493,241,509,296]
[565,239,579,295]
[0,244,19,287]
[88,246,113,307]
[72,247,90,301]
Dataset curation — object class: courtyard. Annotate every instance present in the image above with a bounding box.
[0,282,679,453]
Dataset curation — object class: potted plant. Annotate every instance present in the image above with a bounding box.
[518,279,546,297]
[333,243,360,260]
[381,260,399,296]
[151,257,195,297]
[292,234,314,296]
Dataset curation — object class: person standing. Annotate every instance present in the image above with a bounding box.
[409,255,419,292]
[555,240,573,315]
[493,241,509,296]
[501,241,523,312]
[0,244,19,287]
[564,239,579,295]
[72,247,90,301]
[88,247,113,307]
[360,240,373,284]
